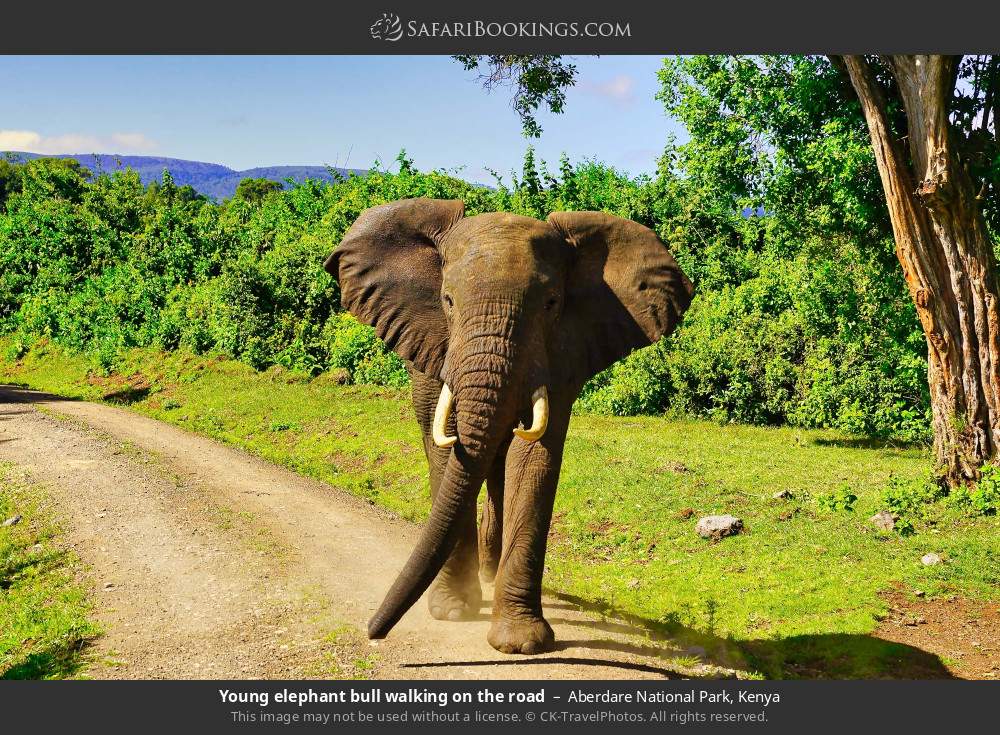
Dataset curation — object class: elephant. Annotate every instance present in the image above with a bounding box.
[324,198,693,654]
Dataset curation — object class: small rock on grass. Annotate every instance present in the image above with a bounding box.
[921,552,944,566]
[696,515,743,541]
[870,511,896,531]
[772,489,794,500]
[2,514,22,527]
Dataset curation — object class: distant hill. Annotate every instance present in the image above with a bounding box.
[2,152,367,201]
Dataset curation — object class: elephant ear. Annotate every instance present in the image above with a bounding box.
[547,211,694,386]
[325,198,464,378]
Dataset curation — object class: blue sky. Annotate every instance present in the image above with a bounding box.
[0,56,684,182]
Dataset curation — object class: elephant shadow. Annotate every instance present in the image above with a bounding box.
[0,385,83,405]
[402,589,955,680]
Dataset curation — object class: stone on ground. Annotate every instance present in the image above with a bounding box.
[870,511,896,531]
[696,514,743,540]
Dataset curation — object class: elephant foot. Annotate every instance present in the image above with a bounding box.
[488,616,555,655]
[428,577,482,622]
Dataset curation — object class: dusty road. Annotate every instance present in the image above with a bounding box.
[0,386,741,680]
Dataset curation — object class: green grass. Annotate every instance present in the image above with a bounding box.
[0,463,101,679]
[3,340,999,678]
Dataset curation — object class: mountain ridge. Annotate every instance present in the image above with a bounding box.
[3,152,366,200]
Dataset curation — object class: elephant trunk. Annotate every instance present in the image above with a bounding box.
[368,324,520,640]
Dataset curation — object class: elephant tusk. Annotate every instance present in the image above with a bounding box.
[432,384,457,448]
[513,386,549,442]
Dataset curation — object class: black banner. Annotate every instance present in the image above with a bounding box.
[1,680,996,733]
[2,0,1000,54]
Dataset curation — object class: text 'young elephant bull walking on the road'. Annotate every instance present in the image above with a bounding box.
[325,198,693,654]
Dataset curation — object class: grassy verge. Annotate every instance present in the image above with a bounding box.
[0,462,101,679]
[3,340,999,678]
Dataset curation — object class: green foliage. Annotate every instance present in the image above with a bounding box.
[577,341,673,416]
[0,128,934,440]
[871,469,1000,535]
[952,56,1000,236]
[536,57,933,443]
[881,475,943,516]
[879,475,945,534]
[816,485,858,512]
[234,177,283,204]
[0,157,24,212]
[0,157,453,383]
[650,56,930,442]
[0,151,660,391]
[322,313,408,387]
[949,465,1000,516]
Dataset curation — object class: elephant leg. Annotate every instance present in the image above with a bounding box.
[487,401,570,655]
[479,441,509,582]
[409,367,481,621]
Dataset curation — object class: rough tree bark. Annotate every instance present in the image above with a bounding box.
[832,55,1000,485]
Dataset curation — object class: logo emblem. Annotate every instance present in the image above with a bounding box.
[370,13,403,41]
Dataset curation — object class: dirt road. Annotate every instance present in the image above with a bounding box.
[0,386,741,680]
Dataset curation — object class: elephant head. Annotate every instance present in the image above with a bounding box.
[325,198,693,639]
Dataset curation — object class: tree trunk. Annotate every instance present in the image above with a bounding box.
[834,55,1000,485]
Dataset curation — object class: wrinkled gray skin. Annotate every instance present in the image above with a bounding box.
[325,198,693,654]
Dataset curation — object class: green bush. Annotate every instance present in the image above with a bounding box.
[0,151,933,441]
[816,485,858,512]
[322,313,408,387]
[879,475,944,533]
[577,341,673,416]
[949,465,1000,516]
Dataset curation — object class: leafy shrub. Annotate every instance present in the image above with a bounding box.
[321,313,408,387]
[577,341,673,416]
[353,350,409,388]
[816,485,858,512]
[4,334,28,361]
[880,475,944,519]
[949,465,1000,516]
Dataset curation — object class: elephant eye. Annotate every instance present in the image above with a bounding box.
[443,294,453,310]
[544,296,558,311]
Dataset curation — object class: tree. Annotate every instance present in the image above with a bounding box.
[455,54,1000,484]
[453,55,577,137]
[832,56,1000,484]
[234,177,283,204]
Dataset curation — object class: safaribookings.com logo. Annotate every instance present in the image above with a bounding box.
[370,13,404,41]
[370,13,631,42]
